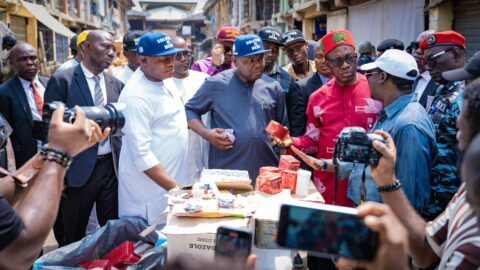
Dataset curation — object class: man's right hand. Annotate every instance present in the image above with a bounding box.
[206,128,233,151]
[370,130,397,187]
[271,134,293,148]
[211,44,225,66]
[47,105,110,157]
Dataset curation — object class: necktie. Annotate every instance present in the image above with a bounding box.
[30,82,43,117]
[93,75,105,106]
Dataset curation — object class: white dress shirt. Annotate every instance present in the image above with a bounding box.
[413,71,431,101]
[118,68,189,225]
[115,65,134,84]
[164,69,209,181]
[19,75,44,121]
[80,63,111,155]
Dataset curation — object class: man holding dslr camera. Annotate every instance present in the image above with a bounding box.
[0,104,109,269]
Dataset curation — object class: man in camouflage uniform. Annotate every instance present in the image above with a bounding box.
[419,31,466,220]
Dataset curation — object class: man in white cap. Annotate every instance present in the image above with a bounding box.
[118,32,188,225]
[313,49,437,214]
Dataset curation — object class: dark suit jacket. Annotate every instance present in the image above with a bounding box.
[294,73,324,136]
[419,79,438,109]
[0,75,49,167]
[44,65,123,187]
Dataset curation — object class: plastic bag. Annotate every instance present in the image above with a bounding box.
[34,217,166,270]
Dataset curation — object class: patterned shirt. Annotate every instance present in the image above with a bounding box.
[191,57,232,76]
[283,60,317,81]
[424,81,464,220]
[425,184,480,269]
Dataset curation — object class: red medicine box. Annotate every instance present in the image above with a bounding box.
[259,166,282,175]
[102,241,141,268]
[257,172,283,194]
[279,155,300,171]
[265,120,289,140]
[281,170,298,194]
[77,260,112,270]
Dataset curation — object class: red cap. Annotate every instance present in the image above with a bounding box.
[215,26,240,42]
[419,31,466,52]
[319,30,355,56]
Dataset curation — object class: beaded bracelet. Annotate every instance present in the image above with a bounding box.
[376,179,402,193]
[39,146,73,169]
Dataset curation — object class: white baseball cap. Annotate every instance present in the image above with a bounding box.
[360,49,419,81]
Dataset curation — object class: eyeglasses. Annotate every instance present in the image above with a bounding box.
[325,53,358,68]
[284,43,305,56]
[364,71,380,78]
[425,47,454,68]
[173,50,193,61]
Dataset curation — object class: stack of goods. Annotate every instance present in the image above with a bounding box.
[200,169,252,191]
[257,155,300,194]
[77,240,153,269]
[169,180,258,218]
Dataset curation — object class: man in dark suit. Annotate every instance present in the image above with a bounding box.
[44,30,123,246]
[0,43,49,168]
[296,43,332,135]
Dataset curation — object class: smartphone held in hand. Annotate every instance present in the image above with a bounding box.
[215,226,252,265]
[276,202,379,261]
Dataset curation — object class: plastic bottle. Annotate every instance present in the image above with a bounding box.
[295,170,311,197]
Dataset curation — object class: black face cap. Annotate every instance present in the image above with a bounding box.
[442,51,480,81]
[257,26,283,46]
[282,29,305,46]
[123,30,146,51]
[377,38,404,52]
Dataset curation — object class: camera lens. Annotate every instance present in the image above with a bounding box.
[79,103,125,136]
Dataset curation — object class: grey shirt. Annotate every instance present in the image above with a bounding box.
[185,69,289,183]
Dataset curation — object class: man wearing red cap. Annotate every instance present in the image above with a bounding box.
[420,31,466,220]
[277,30,381,206]
[191,26,240,76]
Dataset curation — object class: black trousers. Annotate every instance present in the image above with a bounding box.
[54,155,118,246]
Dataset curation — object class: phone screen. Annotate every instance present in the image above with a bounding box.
[277,203,378,261]
[215,226,252,263]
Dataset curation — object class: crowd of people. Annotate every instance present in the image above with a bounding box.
[0,23,479,270]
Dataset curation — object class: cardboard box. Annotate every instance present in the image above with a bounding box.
[278,155,300,171]
[259,166,282,175]
[281,170,297,194]
[162,214,251,262]
[265,120,289,140]
[256,172,282,194]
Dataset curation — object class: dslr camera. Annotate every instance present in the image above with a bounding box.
[33,102,125,141]
[334,127,385,166]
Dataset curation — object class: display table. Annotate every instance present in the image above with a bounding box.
[162,184,322,270]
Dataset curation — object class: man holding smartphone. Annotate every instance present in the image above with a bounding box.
[192,26,240,76]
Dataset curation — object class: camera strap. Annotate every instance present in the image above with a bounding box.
[333,157,339,205]
[361,165,367,202]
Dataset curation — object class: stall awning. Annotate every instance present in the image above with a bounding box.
[21,1,75,38]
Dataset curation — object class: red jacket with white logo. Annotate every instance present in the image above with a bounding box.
[292,74,382,206]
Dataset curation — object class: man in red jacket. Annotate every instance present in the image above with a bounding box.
[277,30,382,207]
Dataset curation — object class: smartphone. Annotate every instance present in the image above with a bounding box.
[215,226,252,264]
[277,202,379,261]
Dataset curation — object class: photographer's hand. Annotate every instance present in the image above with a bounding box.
[370,130,397,186]
[48,105,110,157]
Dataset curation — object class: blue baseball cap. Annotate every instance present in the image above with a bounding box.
[136,32,184,56]
[233,34,270,57]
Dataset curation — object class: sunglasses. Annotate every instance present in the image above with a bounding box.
[325,53,358,68]
[425,47,454,68]
[173,50,193,61]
